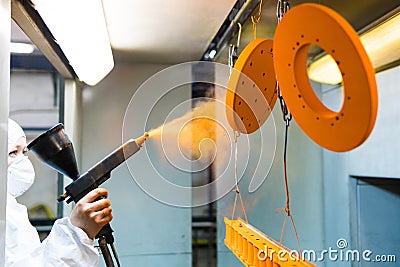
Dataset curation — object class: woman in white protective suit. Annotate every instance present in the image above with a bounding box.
[6,118,113,266]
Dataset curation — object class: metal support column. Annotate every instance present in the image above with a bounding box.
[0,0,11,264]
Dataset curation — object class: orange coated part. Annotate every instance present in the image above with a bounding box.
[273,4,378,152]
[226,38,278,134]
[224,218,316,267]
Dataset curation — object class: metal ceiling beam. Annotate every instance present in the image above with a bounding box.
[201,0,260,61]
[11,0,76,79]
[11,53,55,71]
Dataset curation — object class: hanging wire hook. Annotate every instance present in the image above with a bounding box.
[228,23,242,73]
[251,0,263,24]
[236,22,242,48]
[276,0,291,22]
[228,45,235,71]
[275,0,292,125]
[275,0,301,254]
[275,81,292,124]
[251,0,263,39]
[231,130,248,223]
[228,22,245,222]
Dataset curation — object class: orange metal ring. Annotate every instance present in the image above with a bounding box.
[273,3,378,152]
[226,38,278,134]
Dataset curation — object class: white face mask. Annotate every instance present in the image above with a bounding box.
[7,154,35,197]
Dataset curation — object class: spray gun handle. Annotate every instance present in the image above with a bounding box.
[96,223,114,243]
[98,236,116,267]
[97,223,121,267]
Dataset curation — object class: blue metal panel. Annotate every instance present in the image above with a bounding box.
[11,54,55,71]
[348,67,400,178]
[353,178,400,267]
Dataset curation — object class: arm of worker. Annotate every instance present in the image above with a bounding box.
[6,188,113,267]
[41,188,113,266]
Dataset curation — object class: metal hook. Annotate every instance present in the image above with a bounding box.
[228,23,242,72]
[234,131,240,143]
[252,0,263,24]
[236,22,242,48]
[277,0,291,22]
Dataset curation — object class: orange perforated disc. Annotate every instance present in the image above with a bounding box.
[226,38,278,134]
[273,4,378,152]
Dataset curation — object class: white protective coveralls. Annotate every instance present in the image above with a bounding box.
[5,119,99,266]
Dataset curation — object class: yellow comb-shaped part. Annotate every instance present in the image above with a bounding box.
[224,218,316,267]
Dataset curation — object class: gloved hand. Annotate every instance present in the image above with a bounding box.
[70,188,113,239]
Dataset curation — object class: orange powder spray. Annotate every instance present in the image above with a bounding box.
[147,101,226,163]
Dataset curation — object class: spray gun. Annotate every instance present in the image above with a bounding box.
[27,123,148,267]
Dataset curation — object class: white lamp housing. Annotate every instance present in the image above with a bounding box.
[10,42,35,54]
[308,11,400,85]
[32,0,114,86]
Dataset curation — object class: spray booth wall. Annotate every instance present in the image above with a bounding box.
[81,63,192,266]
[9,71,60,219]
[322,66,400,267]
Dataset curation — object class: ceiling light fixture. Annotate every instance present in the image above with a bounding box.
[208,49,217,59]
[308,10,400,85]
[31,0,114,86]
[10,42,35,54]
